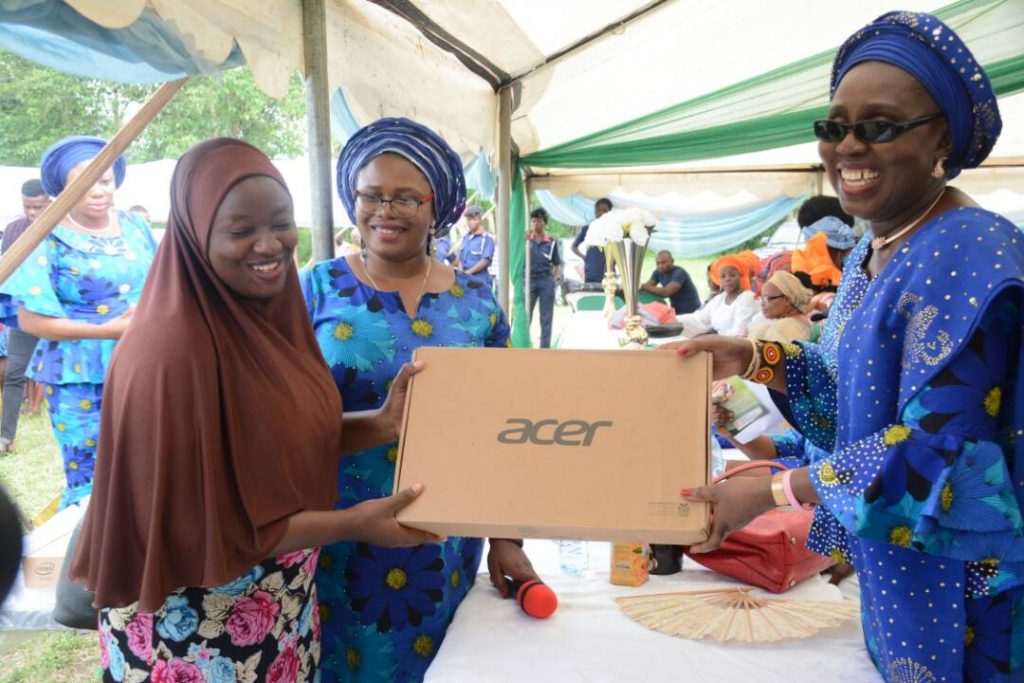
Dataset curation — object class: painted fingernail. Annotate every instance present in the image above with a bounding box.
[680,488,693,497]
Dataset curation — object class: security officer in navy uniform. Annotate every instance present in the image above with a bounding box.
[456,205,494,287]
[527,207,562,348]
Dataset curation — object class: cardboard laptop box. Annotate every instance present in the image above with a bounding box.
[394,347,711,544]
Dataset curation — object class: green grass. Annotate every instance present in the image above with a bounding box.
[0,409,63,523]
[0,403,100,680]
[0,631,99,682]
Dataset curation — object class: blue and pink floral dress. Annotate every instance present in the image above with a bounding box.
[99,549,321,682]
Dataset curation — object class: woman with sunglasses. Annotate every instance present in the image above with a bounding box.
[301,118,537,682]
[671,13,1024,682]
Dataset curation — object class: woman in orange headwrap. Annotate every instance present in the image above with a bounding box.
[678,254,759,337]
[791,232,842,289]
[736,250,762,292]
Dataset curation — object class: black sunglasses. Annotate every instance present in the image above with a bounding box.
[812,113,943,144]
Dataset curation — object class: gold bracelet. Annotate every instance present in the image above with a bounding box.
[770,472,788,507]
[740,338,760,380]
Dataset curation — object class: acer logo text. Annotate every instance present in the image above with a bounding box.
[497,418,613,446]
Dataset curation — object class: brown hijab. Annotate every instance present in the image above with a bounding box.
[70,138,342,611]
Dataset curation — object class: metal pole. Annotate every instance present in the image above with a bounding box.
[496,86,513,311]
[302,0,335,263]
[523,174,532,328]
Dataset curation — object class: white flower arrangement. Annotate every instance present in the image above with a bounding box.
[582,207,658,248]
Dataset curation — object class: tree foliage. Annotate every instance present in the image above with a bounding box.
[0,50,306,166]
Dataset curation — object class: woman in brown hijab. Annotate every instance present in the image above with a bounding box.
[70,138,435,682]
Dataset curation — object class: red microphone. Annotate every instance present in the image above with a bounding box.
[503,577,558,619]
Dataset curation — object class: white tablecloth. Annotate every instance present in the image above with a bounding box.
[426,541,879,683]
[556,311,686,350]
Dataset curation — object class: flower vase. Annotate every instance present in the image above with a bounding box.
[601,246,618,320]
[609,237,648,349]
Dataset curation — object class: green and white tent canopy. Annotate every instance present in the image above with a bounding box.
[2,0,1022,345]
[4,0,1022,186]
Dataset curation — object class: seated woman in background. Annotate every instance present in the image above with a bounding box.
[797,195,857,272]
[746,270,814,343]
[678,254,759,338]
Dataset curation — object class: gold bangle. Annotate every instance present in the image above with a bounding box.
[740,338,760,380]
[770,472,788,507]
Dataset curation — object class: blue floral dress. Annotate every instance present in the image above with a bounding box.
[98,549,322,683]
[301,257,510,682]
[783,210,1024,682]
[0,212,155,507]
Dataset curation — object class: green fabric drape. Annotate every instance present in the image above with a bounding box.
[521,0,1024,169]
[509,165,532,348]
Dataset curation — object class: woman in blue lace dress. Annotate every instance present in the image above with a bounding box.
[303,118,537,682]
[673,13,1024,682]
[0,136,155,508]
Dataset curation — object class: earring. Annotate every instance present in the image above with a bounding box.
[932,157,946,179]
[428,224,436,257]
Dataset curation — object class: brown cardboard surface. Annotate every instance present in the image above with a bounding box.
[22,528,73,588]
[394,347,711,544]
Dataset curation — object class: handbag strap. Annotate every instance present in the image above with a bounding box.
[712,459,788,484]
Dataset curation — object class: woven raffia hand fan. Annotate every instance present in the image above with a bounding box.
[616,586,859,643]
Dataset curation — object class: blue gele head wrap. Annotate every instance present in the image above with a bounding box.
[336,117,466,238]
[831,11,1001,180]
[40,135,127,197]
[802,216,857,250]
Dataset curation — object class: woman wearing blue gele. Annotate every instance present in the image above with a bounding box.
[0,136,156,508]
[673,12,1024,682]
[302,117,538,682]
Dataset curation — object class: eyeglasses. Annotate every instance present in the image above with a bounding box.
[354,191,433,218]
[812,113,943,144]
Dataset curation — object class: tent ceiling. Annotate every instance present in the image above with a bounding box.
[2,0,1023,185]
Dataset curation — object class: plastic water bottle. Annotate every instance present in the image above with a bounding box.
[556,540,589,575]
[710,431,726,479]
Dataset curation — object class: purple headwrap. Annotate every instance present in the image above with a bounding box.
[40,136,127,197]
[832,12,1001,179]
[336,118,466,238]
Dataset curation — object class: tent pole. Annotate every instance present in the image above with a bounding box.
[302,0,335,263]
[0,78,187,286]
[496,86,513,311]
[523,174,532,329]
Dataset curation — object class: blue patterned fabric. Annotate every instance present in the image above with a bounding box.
[301,257,510,682]
[44,382,100,508]
[0,211,154,507]
[0,212,155,384]
[785,208,1024,682]
[336,118,466,238]
[832,11,1001,179]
